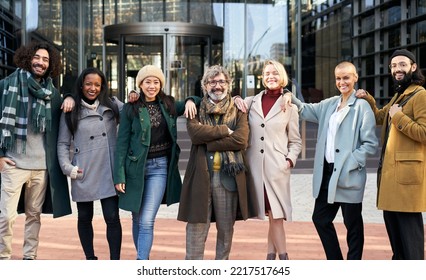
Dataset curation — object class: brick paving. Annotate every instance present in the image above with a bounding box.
[9,215,405,260]
[7,173,426,260]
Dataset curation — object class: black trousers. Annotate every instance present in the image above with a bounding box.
[77,195,122,260]
[312,160,364,260]
[383,210,424,260]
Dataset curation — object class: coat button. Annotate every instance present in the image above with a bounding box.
[260,149,264,153]
[99,117,103,121]
[261,124,265,128]
[90,136,94,140]
[260,137,264,141]
[335,149,340,153]
[102,133,106,136]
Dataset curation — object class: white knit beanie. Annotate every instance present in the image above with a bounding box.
[136,65,165,88]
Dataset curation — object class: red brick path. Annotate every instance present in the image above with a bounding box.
[8,215,408,260]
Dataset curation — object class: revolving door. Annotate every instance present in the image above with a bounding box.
[103,22,223,101]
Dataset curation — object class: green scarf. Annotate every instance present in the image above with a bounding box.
[0,68,53,153]
[199,94,245,176]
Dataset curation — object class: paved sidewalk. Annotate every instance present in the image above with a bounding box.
[8,172,425,260]
[11,215,396,260]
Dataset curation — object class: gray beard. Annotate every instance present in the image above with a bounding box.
[208,91,227,101]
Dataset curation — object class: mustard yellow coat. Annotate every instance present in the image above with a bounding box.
[365,84,426,212]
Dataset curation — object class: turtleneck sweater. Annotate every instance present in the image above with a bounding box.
[261,88,281,117]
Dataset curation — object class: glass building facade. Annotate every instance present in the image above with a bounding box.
[1,0,426,106]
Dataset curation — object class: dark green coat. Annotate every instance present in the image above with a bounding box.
[113,98,194,213]
[0,80,72,218]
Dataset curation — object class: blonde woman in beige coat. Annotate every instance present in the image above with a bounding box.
[235,60,302,260]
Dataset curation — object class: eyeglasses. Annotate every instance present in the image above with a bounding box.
[206,80,227,87]
[389,62,411,70]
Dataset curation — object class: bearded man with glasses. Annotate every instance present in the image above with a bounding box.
[178,65,257,260]
[357,49,426,260]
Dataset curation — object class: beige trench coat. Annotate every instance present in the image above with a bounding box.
[244,92,302,220]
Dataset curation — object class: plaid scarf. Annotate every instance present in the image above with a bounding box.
[199,94,246,176]
[0,68,53,153]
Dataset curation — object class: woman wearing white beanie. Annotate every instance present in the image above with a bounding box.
[113,65,198,260]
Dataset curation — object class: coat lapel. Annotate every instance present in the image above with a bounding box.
[264,95,285,121]
[250,94,264,119]
[335,93,357,126]
[250,92,286,121]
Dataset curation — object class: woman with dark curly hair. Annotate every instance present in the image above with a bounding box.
[0,41,74,260]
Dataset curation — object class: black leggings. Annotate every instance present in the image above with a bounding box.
[76,196,122,260]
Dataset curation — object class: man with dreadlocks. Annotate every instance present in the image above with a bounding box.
[0,41,74,260]
[178,65,257,260]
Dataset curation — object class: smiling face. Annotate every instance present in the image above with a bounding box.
[262,64,283,90]
[334,63,358,96]
[82,73,102,101]
[140,76,161,101]
[31,48,50,80]
[390,55,416,85]
[205,73,229,102]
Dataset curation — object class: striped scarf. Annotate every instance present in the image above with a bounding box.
[199,94,246,176]
[0,68,53,153]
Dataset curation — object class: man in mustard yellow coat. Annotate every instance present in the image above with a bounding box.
[357,49,426,260]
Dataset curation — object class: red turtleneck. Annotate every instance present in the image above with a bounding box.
[261,88,281,117]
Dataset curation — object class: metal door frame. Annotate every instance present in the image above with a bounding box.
[103,22,224,99]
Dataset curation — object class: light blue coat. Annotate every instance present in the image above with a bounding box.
[292,91,378,203]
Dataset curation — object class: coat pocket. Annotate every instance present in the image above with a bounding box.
[337,155,365,189]
[273,140,289,171]
[125,150,143,179]
[395,152,424,185]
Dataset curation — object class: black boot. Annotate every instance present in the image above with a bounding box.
[278,253,289,260]
[266,253,276,260]
[86,256,98,260]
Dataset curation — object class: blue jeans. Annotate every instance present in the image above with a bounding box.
[132,156,167,260]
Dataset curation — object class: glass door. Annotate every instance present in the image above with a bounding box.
[124,35,164,93]
[103,22,223,102]
[167,35,209,101]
